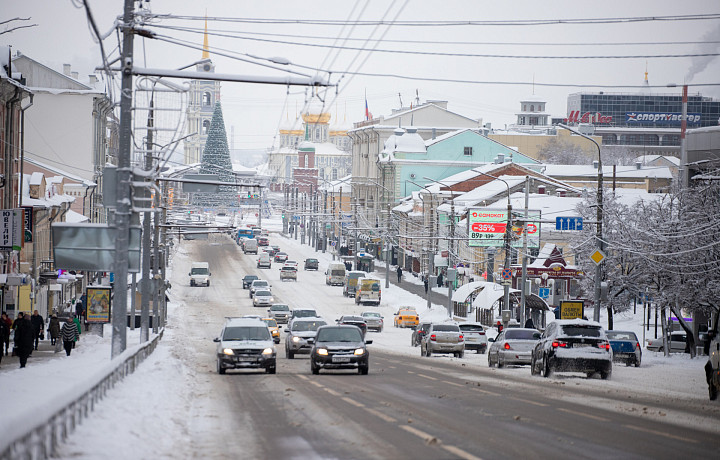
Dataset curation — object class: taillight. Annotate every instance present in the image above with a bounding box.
[430,334,437,341]
[635,342,640,349]
[598,341,611,350]
[479,331,485,335]
[552,341,568,348]
[504,342,511,350]
[459,334,464,342]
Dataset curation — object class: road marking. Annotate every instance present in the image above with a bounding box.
[341,397,365,408]
[623,424,698,444]
[557,407,609,422]
[511,397,549,407]
[400,425,436,442]
[442,380,465,388]
[323,387,340,396]
[442,445,483,460]
[308,380,324,389]
[296,375,308,381]
[472,387,500,396]
[418,374,438,381]
[364,407,397,423]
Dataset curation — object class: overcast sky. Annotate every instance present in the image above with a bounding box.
[3,0,720,156]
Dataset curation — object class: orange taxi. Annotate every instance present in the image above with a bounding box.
[393,307,419,328]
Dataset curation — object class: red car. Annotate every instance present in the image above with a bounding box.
[257,237,269,247]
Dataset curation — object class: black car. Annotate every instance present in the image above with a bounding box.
[242,275,259,289]
[310,325,372,375]
[336,315,368,337]
[304,258,319,270]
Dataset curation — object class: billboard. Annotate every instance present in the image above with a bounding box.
[468,208,541,248]
[86,286,112,323]
[625,112,701,126]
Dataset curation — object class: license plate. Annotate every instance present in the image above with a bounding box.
[574,343,591,348]
[236,357,256,362]
[332,356,351,363]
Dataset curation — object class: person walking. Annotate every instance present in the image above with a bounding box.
[72,314,82,349]
[396,266,403,283]
[48,314,61,346]
[30,310,45,350]
[61,318,79,356]
[437,272,444,288]
[0,314,9,364]
[424,277,429,294]
[14,314,34,368]
[1,312,11,356]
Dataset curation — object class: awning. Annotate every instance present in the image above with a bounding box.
[49,285,62,292]
[472,284,520,310]
[452,281,495,302]
[510,292,551,311]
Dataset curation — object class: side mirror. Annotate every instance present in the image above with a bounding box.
[188,272,191,276]
[365,340,373,345]
[213,338,220,342]
[488,338,495,343]
[278,325,282,329]
[284,329,290,334]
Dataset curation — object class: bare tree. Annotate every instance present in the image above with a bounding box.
[537,137,593,165]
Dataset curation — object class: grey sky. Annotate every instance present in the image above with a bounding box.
[2,0,720,153]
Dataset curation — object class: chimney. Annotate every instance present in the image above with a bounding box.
[89,74,98,84]
[537,185,546,195]
[308,149,315,169]
[635,161,642,170]
[432,128,436,140]
[71,71,79,80]
[497,153,505,164]
[63,64,71,76]
[593,160,599,169]
[298,152,305,168]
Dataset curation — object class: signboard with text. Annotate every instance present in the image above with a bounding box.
[560,301,584,320]
[626,112,701,126]
[86,286,112,323]
[0,210,13,249]
[468,208,541,248]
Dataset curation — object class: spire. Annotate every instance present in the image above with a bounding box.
[202,14,210,59]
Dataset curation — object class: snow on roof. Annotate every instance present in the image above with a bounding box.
[24,156,95,186]
[381,128,426,155]
[542,164,673,179]
[29,172,44,186]
[435,163,508,186]
[231,163,257,175]
[436,176,526,215]
[21,173,75,208]
[636,155,681,166]
[65,209,89,223]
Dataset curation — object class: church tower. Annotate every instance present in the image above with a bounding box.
[184,17,222,164]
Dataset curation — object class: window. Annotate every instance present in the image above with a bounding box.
[203,92,212,106]
[530,104,535,112]
[464,146,473,156]
[202,120,210,134]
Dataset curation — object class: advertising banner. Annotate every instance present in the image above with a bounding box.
[0,210,13,249]
[468,208,541,248]
[626,112,701,126]
[560,300,584,320]
[86,286,112,323]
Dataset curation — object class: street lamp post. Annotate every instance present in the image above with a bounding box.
[559,124,603,323]
[408,179,438,311]
[367,179,395,290]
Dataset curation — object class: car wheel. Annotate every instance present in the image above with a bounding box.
[530,356,539,375]
[600,369,612,380]
[206,281,210,286]
[457,351,464,359]
[378,326,383,333]
[287,349,294,359]
[217,360,226,375]
[710,382,719,401]
[635,357,641,368]
[266,366,277,374]
[488,354,495,367]
[311,361,320,375]
[497,357,504,368]
[543,356,552,378]
[358,364,369,375]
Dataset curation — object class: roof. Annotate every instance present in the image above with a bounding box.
[224,317,266,326]
[542,164,673,179]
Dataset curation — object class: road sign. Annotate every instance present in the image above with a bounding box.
[330,241,336,247]
[555,216,584,231]
[560,300,584,320]
[538,287,551,299]
[501,268,512,280]
[590,249,606,265]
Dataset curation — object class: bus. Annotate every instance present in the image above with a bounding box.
[236,227,254,244]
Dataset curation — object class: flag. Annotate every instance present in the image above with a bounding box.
[365,96,372,121]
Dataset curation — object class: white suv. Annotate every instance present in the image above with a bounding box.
[249,280,271,298]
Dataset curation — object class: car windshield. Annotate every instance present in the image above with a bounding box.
[190,267,208,275]
[606,331,638,341]
[343,316,364,322]
[307,259,318,263]
[561,325,602,338]
[433,325,459,332]
[505,329,539,340]
[317,327,363,343]
[271,305,289,311]
[294,310,317,318]
[459,325,484,332]
[363,313,381,318]
[253,281,268,287]
[244,276,258,281]
[255,290,272,297]
[263,319,277,327]
[223,326,271,341]
[292,320,326,332]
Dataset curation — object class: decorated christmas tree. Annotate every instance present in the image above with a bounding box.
[192,101,237,208]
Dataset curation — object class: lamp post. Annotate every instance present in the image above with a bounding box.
[367,179,395,289]
[559,124,603,323]
[408,179,438,311]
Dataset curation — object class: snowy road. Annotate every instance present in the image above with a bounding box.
[54,232,720,459]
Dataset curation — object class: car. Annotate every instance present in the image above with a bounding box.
[257,237,270,247]
[336,315,368,337]
[257,253,272,269]
[361,311,383,332]
[606,330,642,367]
[530,319,613,379]
[267,303,291,324]
[304,258,319,270]
[285,317,327,359]
[213,317,276,374]
[393,308,419,328]
[265,246,278,257]
[487,328,541,367]
[646,332,688,353]
[249,280,271,298]
[459,323,488,354]
[242,275,259,289]
[411,322,432,347]
[274,252,288,263]
[310,325,372,375]
[279,266,297,281]
[189,262,211,287]
[253,290,275,308]
[420,323,464,358]
[705,328,720,400]
[342,271,366,297]
[291,308,319,320]
[284,260,299,269]
[262,317,281,344]
[242,314,263,319]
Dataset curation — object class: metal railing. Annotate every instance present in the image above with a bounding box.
[0,330,164,460]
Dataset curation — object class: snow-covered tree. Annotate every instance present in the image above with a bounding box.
[192,101,238,208]
[537,137,592,164]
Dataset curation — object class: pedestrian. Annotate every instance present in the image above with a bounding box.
[0,314,9,364]
[48,314,61,346]
[12,312,24,331]
[61,317,79,356]
[72,314,82,349]
[437,272,444,288]
[1,312,11,356]
[30,310,45,350]
[396,266,403,283]
[424,277,429,294]
[524,317,535,329]
[14,314,34,368]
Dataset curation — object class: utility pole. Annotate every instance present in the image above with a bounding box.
[502,198,512,326]
[520,176,530,324]
[112,0,136,358]
[140,95,153,343]
[385,204,390,289]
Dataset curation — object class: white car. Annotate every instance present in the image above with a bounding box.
[253,290,275,308]
[458,323,488,354]
[647,332,688,353]
[284,260,299,269]
[249,280,271,298]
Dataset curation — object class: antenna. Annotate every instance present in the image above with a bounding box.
[398,92,403,108]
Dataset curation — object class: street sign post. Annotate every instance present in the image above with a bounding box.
[538,287,551,299]
[590,249,606,265]
[555,216,584,231]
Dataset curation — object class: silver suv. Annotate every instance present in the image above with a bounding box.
[213,317,276,374]
[285,317,327,359]
[420,323,464,358]
[249,279,271,298]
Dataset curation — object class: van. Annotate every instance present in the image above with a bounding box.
[355,277,381,306]
[243,238,258,254]
[325,262,346,286]
[343,271,366,297]
[189,262,211,287]
[257,252,271,269]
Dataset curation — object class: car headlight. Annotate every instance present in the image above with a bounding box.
[292,336,301,343]
[354,348,365,356]
[223,348,234,355]
[262,348,274,355]
[317,348,328,356]
[269,297,274,302]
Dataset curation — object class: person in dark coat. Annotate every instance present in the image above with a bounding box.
[396,266,403,283]
[48,315,61,346]
[524,317,535,329]
[61,318,79,356]
[437,272,444,288]
[0,314,9,364]
[1,312,11,356]
[30,310,44,350]
[14,314,34,368]
[424,277,429,293]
